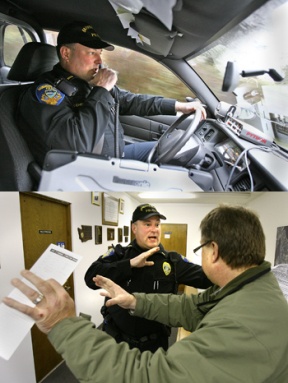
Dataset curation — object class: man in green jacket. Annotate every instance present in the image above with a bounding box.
[4,205,288,382]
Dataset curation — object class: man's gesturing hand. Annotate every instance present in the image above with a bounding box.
[94,275,136,310]
[3,270,76,334]
[130,246,159,268]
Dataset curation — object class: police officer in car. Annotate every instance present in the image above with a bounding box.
[17,20,206,167]
[84,204,212,352]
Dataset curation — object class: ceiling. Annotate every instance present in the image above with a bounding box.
[1,0,269,60]
[127,191,264,204]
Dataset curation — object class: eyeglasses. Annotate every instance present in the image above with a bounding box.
[193,240,213,256]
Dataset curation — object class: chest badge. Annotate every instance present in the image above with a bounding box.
[163,262,171,276]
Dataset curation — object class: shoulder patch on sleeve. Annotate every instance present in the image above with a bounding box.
[101,248,115,259]
[181,255,192,263]
[36,84,65,105]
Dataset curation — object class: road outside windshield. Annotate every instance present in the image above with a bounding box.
[188,0,288,150]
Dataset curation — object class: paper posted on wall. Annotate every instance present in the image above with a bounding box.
[0,244,82,361]
[271,264,288,301]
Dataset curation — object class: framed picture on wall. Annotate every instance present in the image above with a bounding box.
[119,198,125,214]
[91,192,101,206]
[118,227,123,242]
[102,193,119,226]
[274,225,288,265]
[107,228,115,240]
[123,225,129,236]
[78,225,92,242]
[95,225,102,245]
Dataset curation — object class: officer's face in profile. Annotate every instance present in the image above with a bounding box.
[132,216,161,250]
[60,43,103,82]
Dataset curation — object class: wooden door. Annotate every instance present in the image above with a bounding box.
[160,223,187,292]
[160,223,187,256]
[130,222,187,255]
[19,192,73,383]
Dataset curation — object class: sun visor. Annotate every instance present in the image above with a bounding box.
[108,0,182,30]
[131,13,178,56]
[108,0,183,56]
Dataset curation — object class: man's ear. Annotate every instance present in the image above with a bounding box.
[131,223,137,235]
[60,45,70,61]
[211,241,219,263]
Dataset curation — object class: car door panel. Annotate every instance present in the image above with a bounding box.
[120,114,193,142]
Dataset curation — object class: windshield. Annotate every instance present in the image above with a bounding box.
[187,0,288,150]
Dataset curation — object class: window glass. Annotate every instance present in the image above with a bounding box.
[4,24,32,66]
[187,0,288,149]
[101,46,194,100]
[45,30,58,46]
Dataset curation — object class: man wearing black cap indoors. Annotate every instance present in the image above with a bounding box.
[17,20,206,167]
[85,203,212,352]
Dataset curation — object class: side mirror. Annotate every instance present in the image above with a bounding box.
[222,61,284,92]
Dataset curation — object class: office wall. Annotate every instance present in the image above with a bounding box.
[0,193,36,383]
[246,192,288,265]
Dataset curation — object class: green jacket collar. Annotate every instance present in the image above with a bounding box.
[197,261,271,314]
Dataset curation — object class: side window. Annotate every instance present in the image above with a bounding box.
[44,30,58,46]
[3,24,33,67]
[101,46,195,100]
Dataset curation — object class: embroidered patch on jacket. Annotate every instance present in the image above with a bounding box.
[102,249,115,258]
[36,84,65,105]
[163,262,171,276]
[181,255,191,263]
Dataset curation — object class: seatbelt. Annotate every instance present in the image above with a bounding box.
[92,134,105,154]
[114,102,120,158]
[92,101,118,155]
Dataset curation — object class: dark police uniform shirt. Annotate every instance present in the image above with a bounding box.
[17,63,177,166]
[85,239,212,339]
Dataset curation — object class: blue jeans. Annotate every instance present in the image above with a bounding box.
[124,142,156,162]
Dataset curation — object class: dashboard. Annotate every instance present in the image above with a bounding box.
[190,119,288,191]
[121,113,288,191]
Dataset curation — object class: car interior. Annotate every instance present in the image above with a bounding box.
[0,0,287,192]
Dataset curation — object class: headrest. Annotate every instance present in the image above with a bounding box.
[8,42,58,82]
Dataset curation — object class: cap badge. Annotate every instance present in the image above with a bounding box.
[140,204,156,213]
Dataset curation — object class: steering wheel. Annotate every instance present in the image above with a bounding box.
[147,108,202,163]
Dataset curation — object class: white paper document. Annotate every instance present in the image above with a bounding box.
[272,264,288,301]
[0,244,82,360]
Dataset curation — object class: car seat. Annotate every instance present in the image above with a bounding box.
[0,42,58,191]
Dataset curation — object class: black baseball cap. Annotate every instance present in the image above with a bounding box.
[57,21,114,51]
[132,204,166,223]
